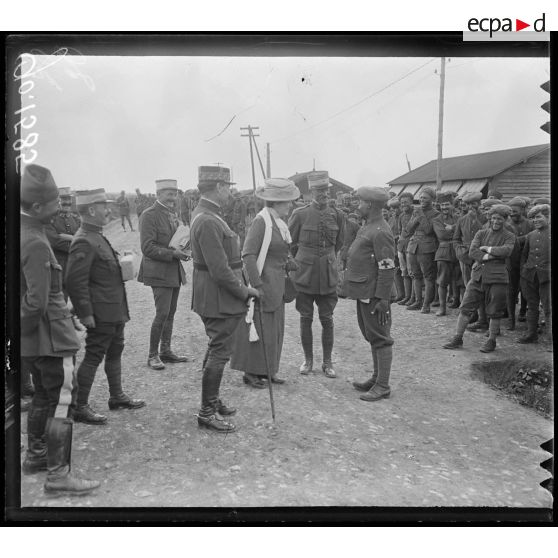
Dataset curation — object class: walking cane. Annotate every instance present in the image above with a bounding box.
[257,302,276,423]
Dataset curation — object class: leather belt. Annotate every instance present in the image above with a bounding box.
[194,261,243,271]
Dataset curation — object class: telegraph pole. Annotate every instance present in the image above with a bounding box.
[252,134,267,181]
[436,57,446,191]
[266,143,271,178]
[241,125,260,193]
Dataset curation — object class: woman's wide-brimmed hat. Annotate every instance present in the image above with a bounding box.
[255,178,300,202]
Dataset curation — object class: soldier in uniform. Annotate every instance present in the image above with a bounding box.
[444,204,516,353]
[340,212,361,270]
[403,187,439,313]
[432,191,459,316]
[20,164,99,496]
[190,165,259,433]
[134,188,151,219]
[452,192,487,327]
[506,197,534,330]
[45,187,81,281]
[66,189,145,425]
[288,171,345,378]
[396,192,414,306]
[387,197,405,302]
[116,190,135,231]
[517,204,551,343]
[344,187,396,401]
[138,179,191,370]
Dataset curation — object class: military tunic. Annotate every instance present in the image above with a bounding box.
[520,226,551,323]
[459,226,516,319]
[45,211,81,271]
[343,216,395,349]
[288,202,344,295]
[453,210,486,284]
[432,212,459,287]
[21,212,80,418]
[190,198,251,370]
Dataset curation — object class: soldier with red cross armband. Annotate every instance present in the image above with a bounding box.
[342,186,396,402]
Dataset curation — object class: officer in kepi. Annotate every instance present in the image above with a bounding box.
[190,165,260,433]
[20,164,100,496]
[343,187,396,402]
[288,171,345,378]
[65,189,146,425]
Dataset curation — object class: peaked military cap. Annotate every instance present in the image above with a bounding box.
[357,186,390,204]
[75,188,115,207]
[307,171,330,190]
[156,179,178,192]
[533,197,550,205]
[197,165,235,192]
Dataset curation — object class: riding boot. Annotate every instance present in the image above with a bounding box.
[320,317,334,371]
[299,317,313,373]
[407,278,423,310]
[436,285,448,316]
[75,362,98,408]
[148,319,164,358]
[21,364,35,397]
[421,279,435,313]
[43,418,100,496]
[22,404,49,474]
[353,347,378,391]
[360,346,392,401]
[104,358,123,399]
[197,366,235,433]
[394,271,405,301]
[398,276,413,305]
[405,281,416,306]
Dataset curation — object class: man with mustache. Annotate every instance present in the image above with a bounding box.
[289,171,345,378]
[138,180,192,370]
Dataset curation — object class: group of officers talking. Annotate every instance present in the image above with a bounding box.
[19,161,550,497]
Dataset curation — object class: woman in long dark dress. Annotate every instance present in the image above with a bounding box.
[230,178,300,388]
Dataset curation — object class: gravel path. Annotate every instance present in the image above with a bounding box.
[20,219,553,508]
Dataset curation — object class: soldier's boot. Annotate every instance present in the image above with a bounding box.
[404,281,416,306]
[320,317,336,378]
[22,404,49,474]
[518,294,527,322]
[517,314,539,344]
[430,283,440,307]
[159,320,191,362]
[43,418,100,496]
[467,302,488,331]
[421,279,435,313]
[407,278,423,310]
[436,285,448,317]
[72,363,107,425]
[448,281,460,308]
[105,359,145,410]
[443,313,469,349]
[299,318,313,374]
[197,366,236,433]
[394,272,406,302]
[398,276,413,305]
[21,364,35,398]
[353,347,378,391]
[360,346,391,402]
[506,292,517,330]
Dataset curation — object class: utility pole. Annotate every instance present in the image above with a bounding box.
[241,125,260,193]
[436,57,446,191]
[266,143,271,178]
[251,134,267,181]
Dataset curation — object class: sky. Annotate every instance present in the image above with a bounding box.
[17,52,550,194]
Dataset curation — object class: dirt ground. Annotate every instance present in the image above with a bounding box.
[20,216,553,509]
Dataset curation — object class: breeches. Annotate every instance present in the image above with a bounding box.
[152,286,180,325]
[356,300,394,349]
[200,315,244,369]
[295,292,338,322]
[521,275,551,319]
[398,251,409,277]
[82,322,126,368]
[408,252,436,281]
[436,260,459,287]
[22,355,77,418]
[460,280,508,319]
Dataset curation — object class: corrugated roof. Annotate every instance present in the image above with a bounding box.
[389,144,549,185]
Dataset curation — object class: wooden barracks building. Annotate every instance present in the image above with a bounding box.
[387,143,550,202]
